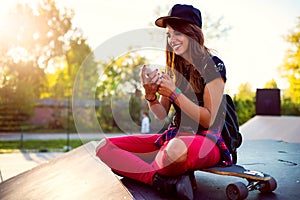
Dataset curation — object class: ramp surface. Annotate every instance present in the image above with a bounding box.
[0,142,132,200]
[1,115,300,200]
[121,139,300,200]
[240,115,300,143]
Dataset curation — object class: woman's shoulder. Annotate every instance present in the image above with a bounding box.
[201,55,227,83]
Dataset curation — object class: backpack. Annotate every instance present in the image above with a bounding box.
[221,94,243,164]
[210,56,242,164]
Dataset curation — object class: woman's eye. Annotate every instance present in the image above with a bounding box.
[174,31,181,36]
[166,32,181,39]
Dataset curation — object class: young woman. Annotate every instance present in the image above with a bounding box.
[96,4,231,200]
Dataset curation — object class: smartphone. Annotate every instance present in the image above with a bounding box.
[145,64,165,78]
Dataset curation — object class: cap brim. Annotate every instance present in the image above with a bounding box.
[155,16,187,28]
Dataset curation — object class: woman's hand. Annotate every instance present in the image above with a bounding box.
[157,72,176,98]
[141,65,160,100]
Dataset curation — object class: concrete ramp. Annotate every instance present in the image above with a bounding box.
[240,115,300,143]
[0,142,133,200]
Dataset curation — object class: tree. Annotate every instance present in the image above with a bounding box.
[0,60,44,131]
[46,37,97,131]
[0,0,93,131]
[277,16,300,116]
[279,16,300,104]
[264,79,278,88]
[95,53,149,132]
[234,82,256,125]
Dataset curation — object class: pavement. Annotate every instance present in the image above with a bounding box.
[0,115,299,199]
[0,132,128,141]
[0,152,64,182]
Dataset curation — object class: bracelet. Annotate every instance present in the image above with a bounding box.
[145,95,157,102]
[169,87,182,102]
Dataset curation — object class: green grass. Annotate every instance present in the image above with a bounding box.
[0,139,84,153]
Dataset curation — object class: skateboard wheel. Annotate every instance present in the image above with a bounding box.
[259,177,277,193]
[226,182,248,200]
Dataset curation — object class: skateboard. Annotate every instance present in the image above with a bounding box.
[202,164,277,200]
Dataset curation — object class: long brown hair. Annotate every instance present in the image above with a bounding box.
[165,20,211,93]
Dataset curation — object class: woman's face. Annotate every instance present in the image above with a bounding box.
[166,25,190,58]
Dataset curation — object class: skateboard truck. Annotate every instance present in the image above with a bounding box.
[226,173,277,200]
[203,165,277,200]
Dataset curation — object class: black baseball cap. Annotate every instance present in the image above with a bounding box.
[155,4,202,29]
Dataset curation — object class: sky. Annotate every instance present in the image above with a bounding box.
[1,0,300,94]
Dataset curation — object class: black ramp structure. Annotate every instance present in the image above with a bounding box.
[256,88,281,116]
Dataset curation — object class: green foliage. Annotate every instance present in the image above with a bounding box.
[95,53,148,132]
[46,38,97,132]
[235,97,256,125]
[0,139,83,152]
[0,60,45,131]
[0,0,97,132]
[264,79,278,88]
[234,83,256,125]
[278,16,300,104]
[281,96,300,115]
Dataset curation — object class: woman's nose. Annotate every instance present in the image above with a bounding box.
[168,35,176,46]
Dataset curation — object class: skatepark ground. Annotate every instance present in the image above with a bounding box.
[0,115,299,199]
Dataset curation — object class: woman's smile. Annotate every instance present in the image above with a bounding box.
[172,43,182,51]
[166,25,189,57]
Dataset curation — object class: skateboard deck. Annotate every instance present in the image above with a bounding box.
[202,164,270,181]
[201,164,277,200]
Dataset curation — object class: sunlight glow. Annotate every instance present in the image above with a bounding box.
[0,0,298,93]
[45,57,67,74]
[7,47,29,63]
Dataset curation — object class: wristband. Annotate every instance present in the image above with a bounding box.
[145,95,157,102]
[169,87,182,102]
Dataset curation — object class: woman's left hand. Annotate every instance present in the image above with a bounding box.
[141,65,160,100]
[157,72,176,98]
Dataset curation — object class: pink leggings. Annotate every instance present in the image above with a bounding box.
[96,133,220,185]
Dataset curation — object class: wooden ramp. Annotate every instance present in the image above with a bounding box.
[0,142,133,200]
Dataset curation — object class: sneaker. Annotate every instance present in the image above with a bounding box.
[152,172,194,200]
